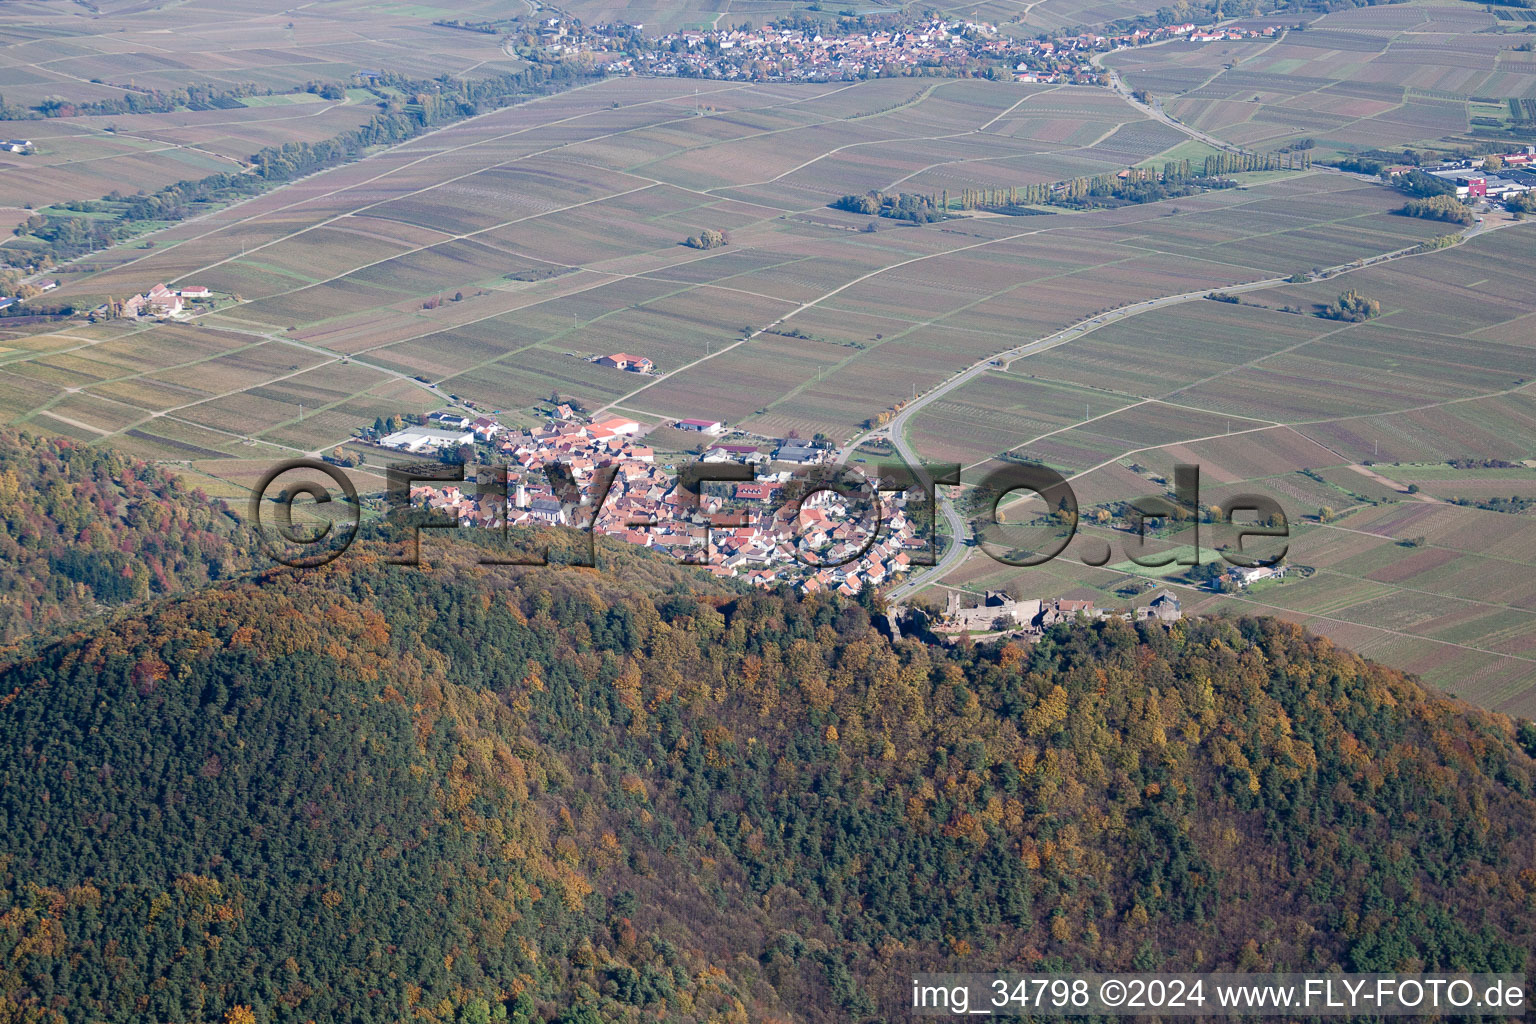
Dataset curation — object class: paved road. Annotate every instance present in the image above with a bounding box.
[850,45,1522,606]
[857,283,1290,603]
[1096,59,1244,155]
[842,225,1511,605]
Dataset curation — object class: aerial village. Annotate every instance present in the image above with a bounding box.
[528,15,1277,83]
[348,366,1197,634]
[87,123,1536,620]
[365,372,924,598]
[370,403,1193,634]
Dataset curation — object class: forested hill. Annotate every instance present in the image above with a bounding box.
[0,429,256,644]
[2,537,1534,1024]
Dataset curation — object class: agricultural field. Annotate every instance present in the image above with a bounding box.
[0,0,522,106]
[38,76,1443,452]
[1105,3,1536,155]
[0,316,439,489]
[16,77,1457,473]
[942,498,1536,716]
[921,224,1536,712]
[4,12,1533,711]
[0,0,528,229]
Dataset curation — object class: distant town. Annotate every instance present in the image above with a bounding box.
[520,15,1278,84]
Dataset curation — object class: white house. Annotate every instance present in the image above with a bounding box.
[1230,564,1287,586]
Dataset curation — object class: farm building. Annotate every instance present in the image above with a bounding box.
[707,443,759,457]
[179,285,211,299]
[776,442,822,464]
[131,283,181,317]
[599,352,653,372]
[1227,564,1288,587]
[675,418,724,434]
[379,427,474,452]
[590,416,641,436]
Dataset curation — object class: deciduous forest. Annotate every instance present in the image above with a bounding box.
[1,535,1532,1022]
[0,430,256,643]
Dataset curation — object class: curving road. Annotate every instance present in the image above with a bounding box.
[843,226,1505,605]
[849,39,1520,606]
[1097,61,1244,155]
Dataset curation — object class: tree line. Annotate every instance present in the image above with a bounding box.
[1400,193,1475,224]
[930,151,1306,216]
[4,65,600,283]
[0,81,322,121]
[833,192,945,222]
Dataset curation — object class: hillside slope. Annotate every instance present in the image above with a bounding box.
[1,538,1533,1023]
[0,429,256,644]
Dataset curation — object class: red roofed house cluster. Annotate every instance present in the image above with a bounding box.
[403,409,922,594]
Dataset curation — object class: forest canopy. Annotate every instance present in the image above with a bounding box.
[0,428,257,643]
[1,537,1533,1023]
